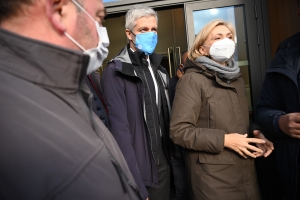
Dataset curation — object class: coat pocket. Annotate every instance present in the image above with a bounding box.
[198,150,236,165]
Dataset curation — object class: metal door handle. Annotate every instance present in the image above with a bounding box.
[167,47,173,78]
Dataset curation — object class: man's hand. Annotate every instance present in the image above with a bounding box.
[253,130,274,157]
[224,133,266,158]
[278,113,300,139]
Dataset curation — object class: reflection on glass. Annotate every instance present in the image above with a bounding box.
[193,7,236,36]
[193,6,252,112]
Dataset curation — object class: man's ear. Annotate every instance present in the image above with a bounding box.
[125,29,133,41]
[45,0,69,33]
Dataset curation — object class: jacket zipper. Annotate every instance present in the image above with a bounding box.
[141,69,159,165]
[86,90,97,132]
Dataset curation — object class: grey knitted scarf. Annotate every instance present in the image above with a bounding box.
[195,56,240,80]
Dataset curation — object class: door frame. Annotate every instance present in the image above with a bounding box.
[106,0,205,13]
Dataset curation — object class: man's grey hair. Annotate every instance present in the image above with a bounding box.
[125,5,158,30]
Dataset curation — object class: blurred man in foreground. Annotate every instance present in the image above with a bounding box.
[0,0,140,199]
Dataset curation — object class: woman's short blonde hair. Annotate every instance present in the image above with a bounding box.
[188,19,236,61]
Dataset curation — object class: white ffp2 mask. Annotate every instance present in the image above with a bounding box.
[208,38,235,63]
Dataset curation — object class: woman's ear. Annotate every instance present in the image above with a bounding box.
[45,0,69,33]
[199,46,209,56]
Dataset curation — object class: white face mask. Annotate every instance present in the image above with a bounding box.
[64,0,110,75]
[207,38,235,63]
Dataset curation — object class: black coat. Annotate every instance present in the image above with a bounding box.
[256,32,300,200]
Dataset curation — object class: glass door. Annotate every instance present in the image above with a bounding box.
[155,7,187,78]
[185,0,261,114]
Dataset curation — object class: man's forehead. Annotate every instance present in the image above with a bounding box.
[135,16,157,25]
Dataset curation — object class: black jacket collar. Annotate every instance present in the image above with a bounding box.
[128,45,162,69]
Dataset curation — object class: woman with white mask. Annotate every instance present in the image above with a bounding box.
[170,19,274,200]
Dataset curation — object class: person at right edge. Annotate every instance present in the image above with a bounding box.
[101,5,175,200]
[170,19,274,200]
[256,0,300,199]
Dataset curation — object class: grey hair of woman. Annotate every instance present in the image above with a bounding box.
[125,5,158,31]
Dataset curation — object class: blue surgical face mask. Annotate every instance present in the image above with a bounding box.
[131,31,158,55]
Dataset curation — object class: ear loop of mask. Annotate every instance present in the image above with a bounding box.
[71,0,96,22]
[64,32,86,51]
[201,45,211,58]
[129,30,137,46]
[65,0,99,51]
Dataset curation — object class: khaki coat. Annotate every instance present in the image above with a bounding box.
[170,59,261,200]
